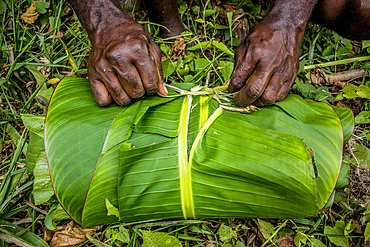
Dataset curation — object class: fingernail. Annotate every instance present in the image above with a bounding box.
[224,79,231,86]
[158,83,168,96]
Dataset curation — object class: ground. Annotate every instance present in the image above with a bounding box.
[0,0,370,246]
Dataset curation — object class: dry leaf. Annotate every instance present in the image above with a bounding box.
[215,2,250,40]
[21,3,40,24]
[277,235,295,247]
[233,14,249,41]
[44,221,103,247]
[334,81,350,89]
[352,220,363,235]
[47,78,61,85]
[38,57,51,78]
[171,37,186,59]
[57,31,63,39]
[21,0,50,24]
[310,68,328,88]
[336,102,351,109]
[44,227,54,242]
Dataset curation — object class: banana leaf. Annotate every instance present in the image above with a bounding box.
[44,77,353,227]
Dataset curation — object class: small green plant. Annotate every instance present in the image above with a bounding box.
[336,84,370,101]
[293,79,333,103]
[336,83,370,124]
[1,0,370,246]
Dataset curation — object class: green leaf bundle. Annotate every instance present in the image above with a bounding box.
[44,77,353,227]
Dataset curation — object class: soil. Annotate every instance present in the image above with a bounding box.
[347,163,370,205]
[1,1,369,246]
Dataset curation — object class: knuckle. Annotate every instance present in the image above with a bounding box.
[251,46,263,57]
[277,93,287,102]
[131,41,147,55]
[233,93,249,107]
[112,81,122,92]
[132,24,147,34]
[247,83,263,98]
[123,71,138,84]
[106,48,125,63]
[266,53,278,63]
[117,98,131,106]
[92,90,111,106]
[229,68,245,85]
[96,98,111,107]
[87,66,96,77]
[261,93,276,105]
[235,43,246,57]
[229,78,244,92]
[130,88,145,99]
[95,60,108,73]
[115,94,131,106]
[109,84,122,96]
[248,30,260,39]
[152,43,161,55]
[270,78,282,92]
[145,80,160,94]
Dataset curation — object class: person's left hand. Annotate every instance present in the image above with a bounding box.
[228,18,301,106]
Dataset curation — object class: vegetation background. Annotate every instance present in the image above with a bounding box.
[1,0,370,246]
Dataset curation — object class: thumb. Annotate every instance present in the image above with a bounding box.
[158,83,168,96]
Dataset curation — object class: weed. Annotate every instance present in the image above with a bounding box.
[0,0,369,246]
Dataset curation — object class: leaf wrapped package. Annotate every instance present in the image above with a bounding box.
[45,77,353,227]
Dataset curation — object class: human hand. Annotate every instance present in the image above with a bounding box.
[88,19,165,106]
[228,19,301,106]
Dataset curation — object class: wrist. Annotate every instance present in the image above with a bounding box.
[262,0,318,39]
[69,0,131,41]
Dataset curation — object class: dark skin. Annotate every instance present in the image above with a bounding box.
[68,0,184,106]
[230,0,370,106]
[69,0,370,107]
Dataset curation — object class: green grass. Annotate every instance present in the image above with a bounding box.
[1,0,370,246]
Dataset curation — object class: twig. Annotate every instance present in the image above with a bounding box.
[341,202,354,213]
[327,69,368,84]
[12,217,33,225]
[25,201,48,215]
[0,234,33,247]
[220,104,258,114]
[189,0,194,9]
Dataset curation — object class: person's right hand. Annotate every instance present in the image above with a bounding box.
[227,18,301,107]
[88,19,165,106]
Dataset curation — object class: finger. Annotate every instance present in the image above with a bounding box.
[251,98,264,107]
[276,63,297,102]
[133,43,162,95]
[233,38,246,67]
[114,64,146,99]
[259,73,285,105]
[100,71,131,106]
[149,41,167,96]
[158,83,168,96]
[277,77,295,102]
[233,69,272,106]
[89,75,112,106]
[150,40,164,83]
[228,50,258,93]
[223,79,231,86]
